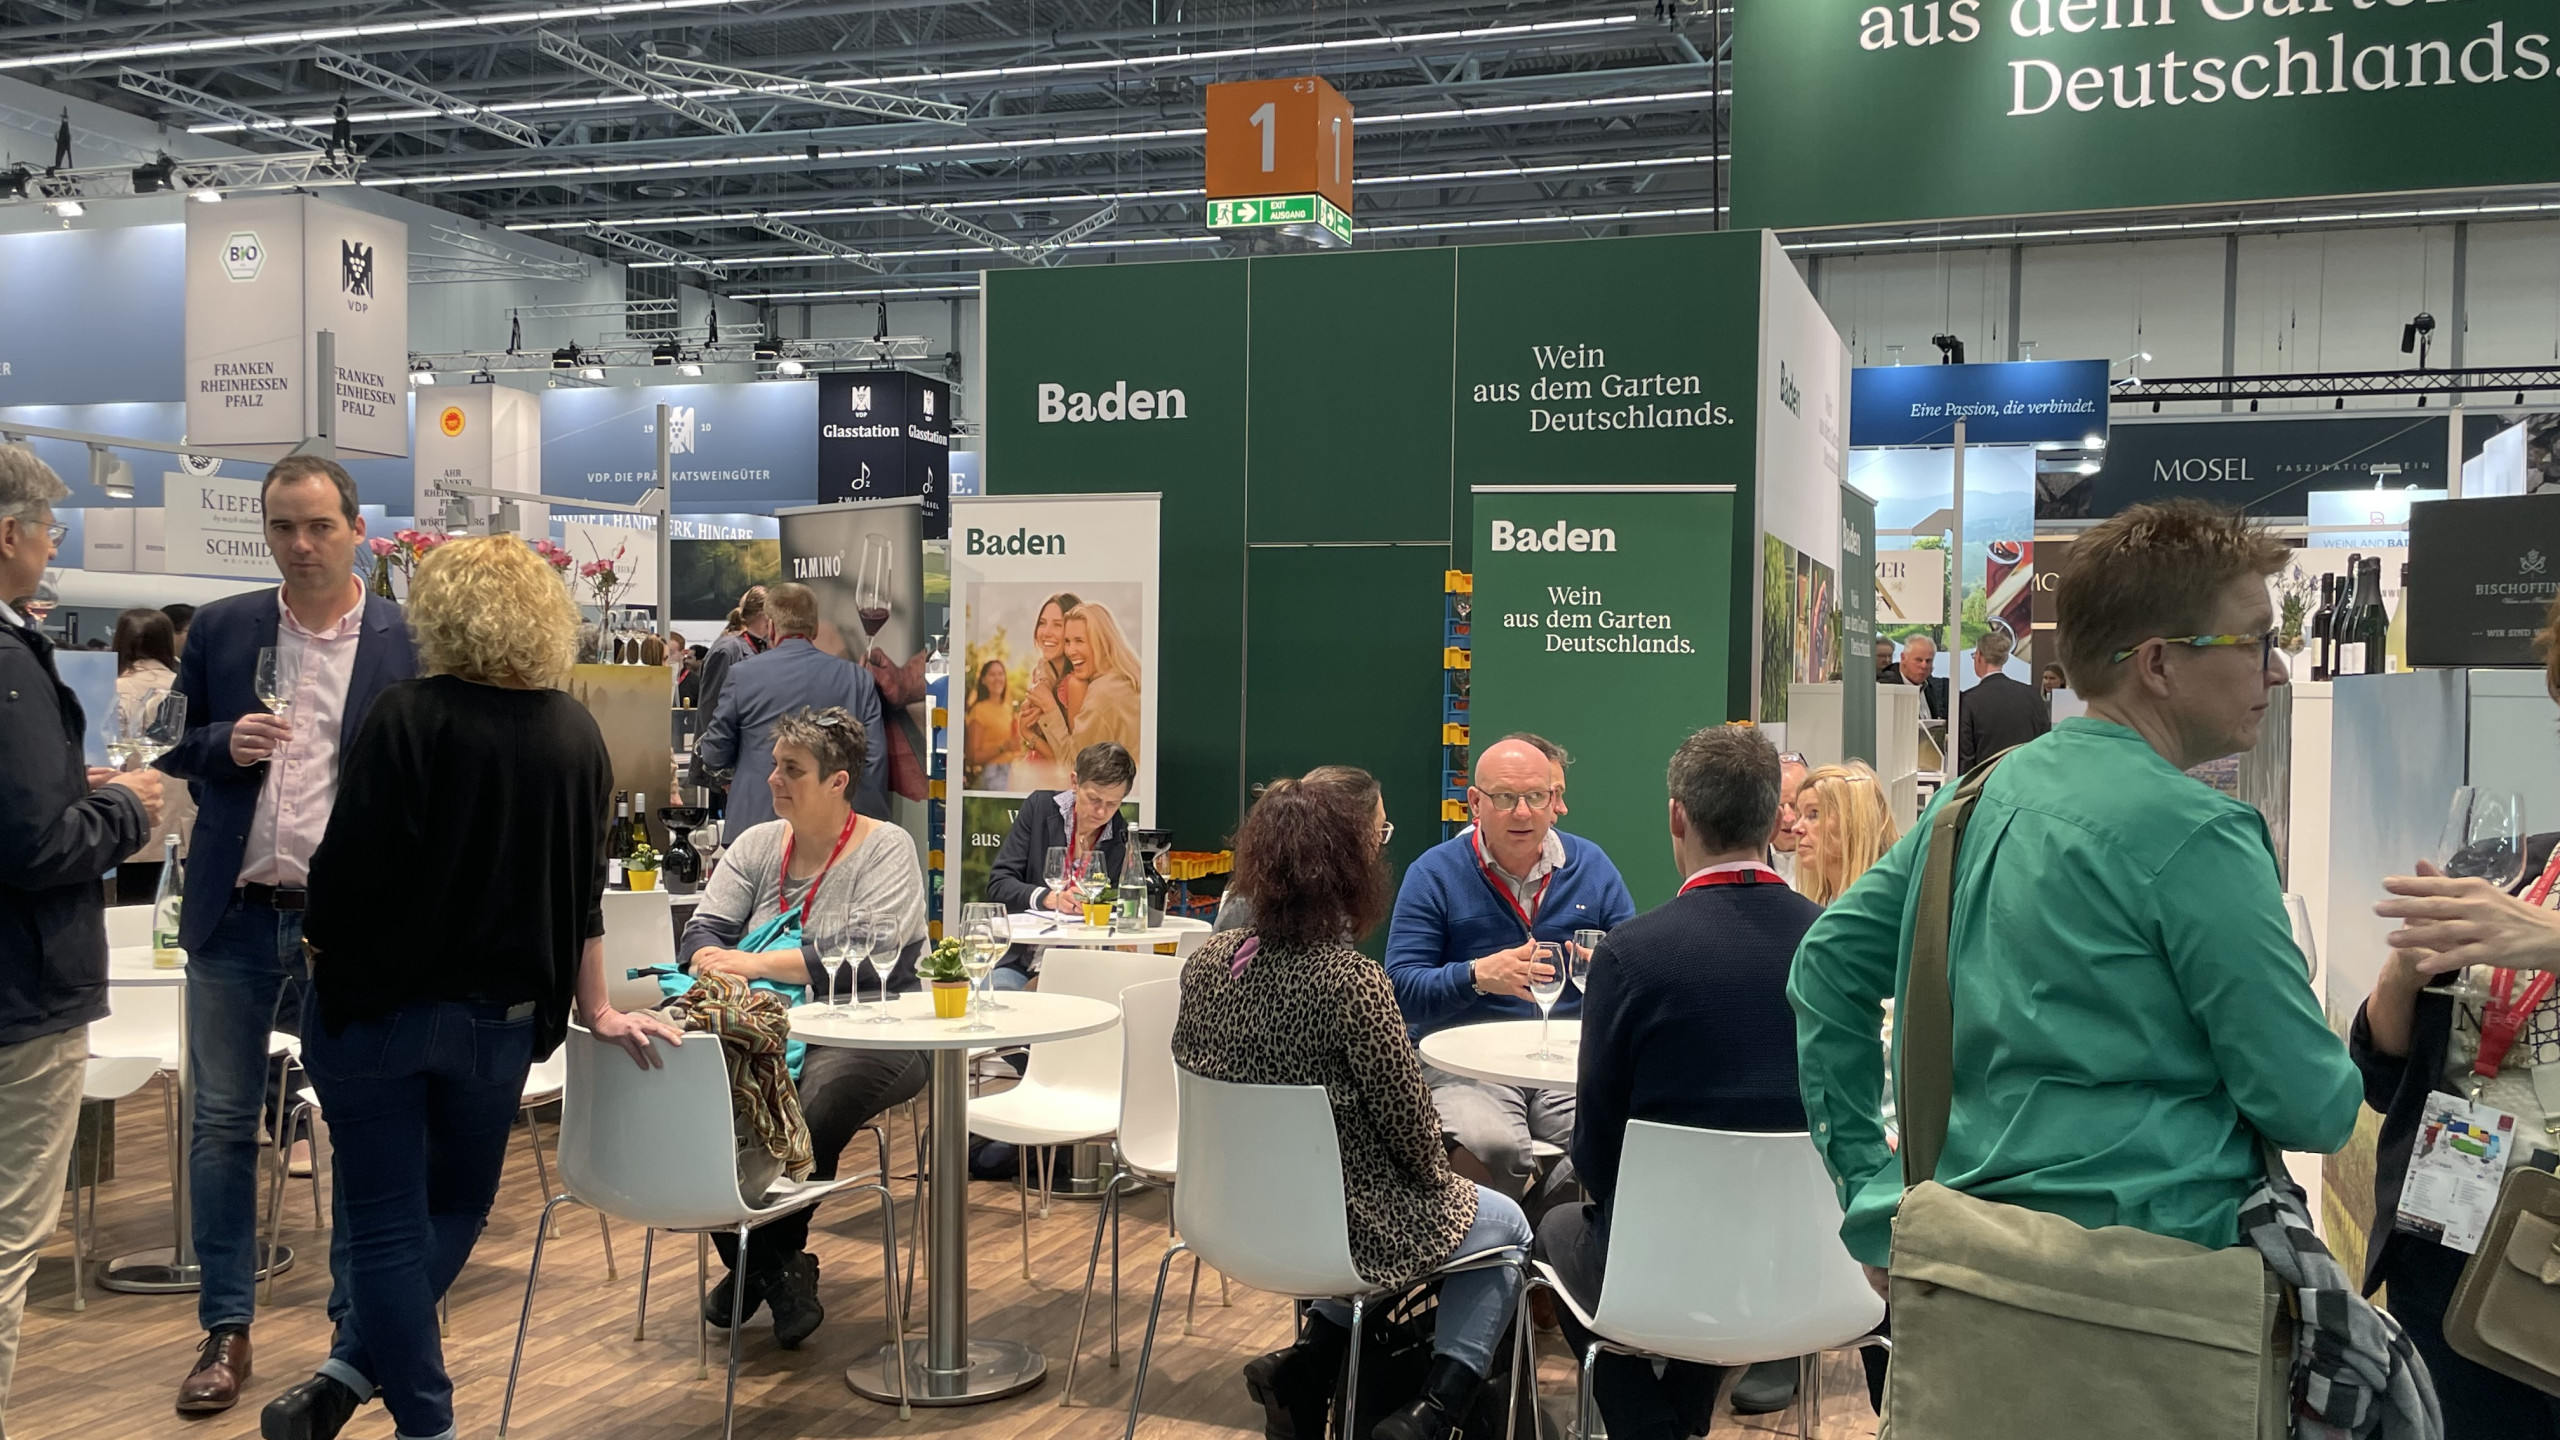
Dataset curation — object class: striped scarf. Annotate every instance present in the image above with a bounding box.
[666,971,814,1178]
[2238,1169,2441,1440]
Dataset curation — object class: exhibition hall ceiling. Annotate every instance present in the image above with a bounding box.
[0,0,1731,301]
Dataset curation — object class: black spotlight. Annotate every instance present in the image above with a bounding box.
[0,165,28,201]
[2400,311,2436,367]
[551,342,581,370]
[651,338,682,366]
[2249,398,2260,412]
[752,333,782,361]
[1931,332,1966,365]
[130,153,177,194]
[2336,396,2346,410]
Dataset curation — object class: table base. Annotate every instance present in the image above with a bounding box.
[98,1242,293,1295]
[844,1337,1046,1406]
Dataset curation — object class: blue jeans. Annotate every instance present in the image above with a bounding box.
[1314,1184,1530,1375]
[302,997,533,1440]
[187,899,347,1331]
[988,966,1032,992]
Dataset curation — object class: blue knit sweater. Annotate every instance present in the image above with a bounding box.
[1384,827,1637,1040]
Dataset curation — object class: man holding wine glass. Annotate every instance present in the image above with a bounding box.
[155,456,416,1416]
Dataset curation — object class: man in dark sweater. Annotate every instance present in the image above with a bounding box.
[1955,629,2050,774]
[1537,724,1823,1439]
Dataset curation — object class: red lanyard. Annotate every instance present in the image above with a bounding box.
[1473,830,1551,935]
[1679,863,1788,895]
[2475,847,2560,1081]
[776,810,859,931]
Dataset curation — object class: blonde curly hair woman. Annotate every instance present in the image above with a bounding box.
[1789,761,1901,907]
[281,536,683,1440]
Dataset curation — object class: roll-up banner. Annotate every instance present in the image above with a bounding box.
[944,492,1162,929]
[1841,487,1879,765]
[779,497,934,844]
[184,193,408,459]
[1468,485,1737,910]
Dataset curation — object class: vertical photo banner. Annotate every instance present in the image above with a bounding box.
[1840,487,1878,766]
[944,492,1162,927]
[780,498,933,846]
[1469,485,1737,910]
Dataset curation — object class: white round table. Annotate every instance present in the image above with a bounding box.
[1420,1019,1581,1094]
[1003,913,1206,952]
[792,990,1119,1407]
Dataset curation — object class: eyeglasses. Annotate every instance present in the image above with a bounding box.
[1474,788,1556,813]
[2,514,65,545]
[2109,632,2278,670]
[1377,819,1396,845]
[1778,751,1809,767]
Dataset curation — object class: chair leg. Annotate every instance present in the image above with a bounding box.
[1577,1341,1600,1440]
[695,1234,710,1381]
[524,1110,559,1240]
[1342,1294,1368,1440]
[1017,1150,1034,1281]
[67,1110,88,1313]
[1797,1350,1822,1440]
[1108,1170,1124,1358]
[1183,1253,1203,1336]
[1119,1238,1189,1440]
[1038,1144,1055,1218]
[722,1223,749,1440]
[863,1183,912,1420]
[259,1104,300,1308]
[596,1209,618,1282]
[498,1194,571,1438]
[633,1229,655,1340]
[1061,1171,1123,1406]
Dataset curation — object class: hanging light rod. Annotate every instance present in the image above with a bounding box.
[0,0,744,72]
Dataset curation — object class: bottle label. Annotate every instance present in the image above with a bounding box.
[609,859,626,888]
[2336,642,2364,674]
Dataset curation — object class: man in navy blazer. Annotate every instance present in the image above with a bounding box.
[697,581,888,830]
[155,457,415,1415]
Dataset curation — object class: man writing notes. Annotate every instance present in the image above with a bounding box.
[1385,736,1634,1214]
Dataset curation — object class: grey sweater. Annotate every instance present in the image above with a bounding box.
[678,817,929,999]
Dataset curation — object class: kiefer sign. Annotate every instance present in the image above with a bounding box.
[818,369,951,537]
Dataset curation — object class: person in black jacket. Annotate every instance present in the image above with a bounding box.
[0,449,160,1426]
[1536,724,1825,1440]
[1882,634,1947,720]
[981,741,1133,988]
[257,537,683,1440]
[1954,629,2050,775]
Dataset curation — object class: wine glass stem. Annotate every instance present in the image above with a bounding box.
[1538,1009,1551,1056]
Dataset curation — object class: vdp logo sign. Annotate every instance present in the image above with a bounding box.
[222,231,264,282]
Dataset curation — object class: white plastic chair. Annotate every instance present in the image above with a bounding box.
[601,888,676,1014]
[498,1025,910,1437]
[1517,1122,1888,1440]
[103,904,153,949]
[1122,1071,1527,1440]
[967,948,1177,1279]
[1060,978,1226,1404]
[64,1055,161,1311]
[517,1053,618,1272]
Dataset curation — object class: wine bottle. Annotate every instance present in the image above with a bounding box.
[2360,558,2391,676]
[2333,559,2364,676]
[608,791,631,889]
[2309,572,2335,682]
[2387,561,2412,673]
[626,796,652,864]
[151,835,183,969]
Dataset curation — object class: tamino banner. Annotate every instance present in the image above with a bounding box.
[944,493,1162,930]
[1469,485,1738,910]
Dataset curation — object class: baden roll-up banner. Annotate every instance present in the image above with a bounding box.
[945,492,1161,928]
[184,194,408,459]
[1469,485,1737,910]
[1732,0,2560,230]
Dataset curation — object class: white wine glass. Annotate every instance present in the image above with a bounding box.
[131,689,185,768]
[863,944,899,1024]
[2438,787,2526,891]
[958,904,1004,1032]
[816,941,852,1016]
[1042,846,1068,910]
[974,909,1013,1014]
[1570,927,1603,994]
[1526,942,1566,1060]
[255,646,298,720]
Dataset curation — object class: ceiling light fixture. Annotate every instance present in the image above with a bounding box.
[677,360,703,377]
[0,0,744,73]
[580,365,606,380]
[774,357,805,376]
[130,153,177,194]
[188,185,221,202]
[47,198,83,218]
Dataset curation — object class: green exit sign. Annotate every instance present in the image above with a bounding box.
[1205,193,1352,247]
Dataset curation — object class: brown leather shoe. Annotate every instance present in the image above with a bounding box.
[176,1327,252,1414]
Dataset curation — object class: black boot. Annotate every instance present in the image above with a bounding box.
[1373,1355,1484,1440]
[1242,1312,1351,1440]
[704,1266,767,1328]
[766,1251,826,1350]
[258,1373,363,1440]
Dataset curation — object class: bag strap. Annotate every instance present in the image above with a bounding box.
[1899,754,2010,1191]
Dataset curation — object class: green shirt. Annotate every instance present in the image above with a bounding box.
[1788,717,2362,1268]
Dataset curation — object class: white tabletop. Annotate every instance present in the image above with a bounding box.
[791,989,1119,1051]
[1003,913,1204,950]
[108,945,187,986]
[1420,1019,1580,1094]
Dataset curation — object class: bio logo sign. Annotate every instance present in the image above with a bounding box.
[222,231,264,282]
[438,406,466,438]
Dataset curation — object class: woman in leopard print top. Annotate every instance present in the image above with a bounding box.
[1175,774,1530,1440]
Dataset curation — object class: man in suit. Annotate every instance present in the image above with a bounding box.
[981,741,1133,989]
[157,456,415,1415]
[1956,629,2050,774]
[695,582,887,829]
[687,587,771,815]
[1882,632,1948,720]
[1536,724,1826,1440]
[0,448,161,1428]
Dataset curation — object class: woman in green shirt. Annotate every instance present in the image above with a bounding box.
[1791,499,2362,1280]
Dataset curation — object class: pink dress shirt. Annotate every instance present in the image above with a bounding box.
[241,586,365,887]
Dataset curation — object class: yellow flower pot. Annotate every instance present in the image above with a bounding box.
[628,869,659,892]
[930,981,972,1018]
[1082,901,1113,929]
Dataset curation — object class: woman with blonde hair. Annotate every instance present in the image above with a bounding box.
[1059,599,1142,768]
[1790,761,1900,907]
[267,536,684,1440]
[1012,590,1083,790]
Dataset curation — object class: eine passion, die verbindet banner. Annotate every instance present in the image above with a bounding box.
[1732,0,2560,230]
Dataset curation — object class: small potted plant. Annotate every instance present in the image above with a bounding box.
[626,841,660,892]
[918,937,973,1018]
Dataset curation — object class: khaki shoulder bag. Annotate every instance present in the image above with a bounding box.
[2443,1163,2560,1396]
[1882,758,2290,1440]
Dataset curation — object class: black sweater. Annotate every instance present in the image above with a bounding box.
[1572,876,1822,1227]
[304,676,614,1056]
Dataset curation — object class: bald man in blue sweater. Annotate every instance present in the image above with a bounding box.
[1385,737,1635,1212]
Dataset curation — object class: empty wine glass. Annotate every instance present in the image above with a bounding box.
[1570,927,1604,993]
[815,942,851,1015]
[1526,941,1566,1060]
[2439,787,2526,891]
[863,943,900,1024]
[131,689,185,767]
[1042,846,1068,912]
[2281,895,2318,984]
[255,646,298,720]
[958,904,1005,1032]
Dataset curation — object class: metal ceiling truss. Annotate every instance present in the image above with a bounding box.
[116,68,335,150]
[640,54,965,127]
[0,145,356,205]
[2119,365,2560,405]
[915,202,1118,266]
[312,48,539,148]
[413,334,934,374]
[533,31,742,136]
[410,224,589,284]
[750,216,885,272]
[583,219,725,273]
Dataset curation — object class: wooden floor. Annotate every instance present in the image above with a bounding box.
[9,1089,1879,1440]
